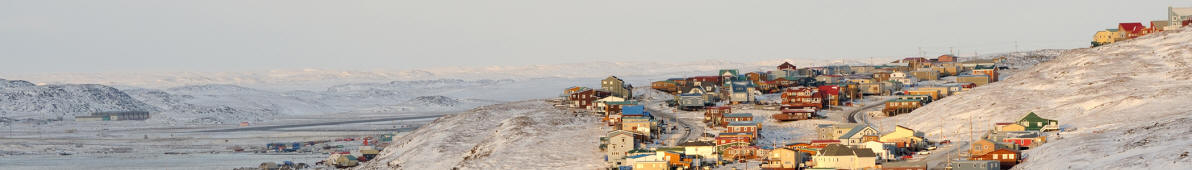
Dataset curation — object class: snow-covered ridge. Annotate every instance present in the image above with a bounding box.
[877,27,1192,169]
[356,100,604,170]
[0,78,158,115]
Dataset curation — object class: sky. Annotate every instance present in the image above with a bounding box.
[1,0,1189,74]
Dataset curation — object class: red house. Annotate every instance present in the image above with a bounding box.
[568,89,610,110]
[780,87,824,111]
[687,76,722,85]
[704,106,731,127]
[716,133,754,145]
[774,109,815,121]
[1119,22,1148,39]
[817,85,842,106]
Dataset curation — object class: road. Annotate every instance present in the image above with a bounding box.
[193,114,444,133]
[847,97,893,124]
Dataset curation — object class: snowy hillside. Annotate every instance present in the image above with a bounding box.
[122,85,343,123]
[0,78,158,116]
[356,100,605,170]
[877,27,1192,169]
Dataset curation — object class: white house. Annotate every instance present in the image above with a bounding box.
[606,130,637,165]
[863,141,898,161]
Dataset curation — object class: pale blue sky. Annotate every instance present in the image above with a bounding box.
[1,0,1189,73]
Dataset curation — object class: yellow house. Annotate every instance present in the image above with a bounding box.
[880,125,925,149]
[1092,30,1119,47]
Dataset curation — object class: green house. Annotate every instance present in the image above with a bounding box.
[1018,112,1058,131]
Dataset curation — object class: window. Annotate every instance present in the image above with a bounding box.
[1007,154,1015,159]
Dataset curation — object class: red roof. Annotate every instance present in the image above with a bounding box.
[1119,23,1146,33]
[817,85,840,95]
[995,122,1014,125]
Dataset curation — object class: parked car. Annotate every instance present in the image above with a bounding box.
[927,146,937,150]
[918,151,931,155]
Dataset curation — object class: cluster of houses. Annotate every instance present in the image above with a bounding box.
[954,112,1059,170]
[1092,6,1192,47]
[563,55,1023,169]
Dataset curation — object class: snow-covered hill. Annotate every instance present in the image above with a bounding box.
[356,100,605,170]
[877,27,1192,169]
[0,78,158,116]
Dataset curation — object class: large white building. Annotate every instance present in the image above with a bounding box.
[1168,6,1192,30]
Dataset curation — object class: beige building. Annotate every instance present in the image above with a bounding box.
[762,148,804,169]
[678,141,717,160]
[812,144,877,170]
[1168,6,1192,30]
[602,76,634,99]
[606,130,637,165]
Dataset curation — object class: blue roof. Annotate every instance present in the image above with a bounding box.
[728,121,757,126]
[724,113,752,118]
[622,105,644,114]
[625,154,651,159]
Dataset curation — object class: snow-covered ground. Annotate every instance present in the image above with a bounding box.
[876,27,1192,169]
[356,100,606,170]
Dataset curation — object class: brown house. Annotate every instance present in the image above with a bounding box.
[937,54,957,62]
[651,81,678,94]
[568,89,610,110]
[971,149,1020,169]
[704,106,731,127]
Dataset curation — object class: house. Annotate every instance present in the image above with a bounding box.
[837,125,880,145]
[778,62,798,71]
[994,122,1026,132]
[1168,6,1192,30]
[651,81,678,94]
[781,87,825,111]
[937,54,958,62]
[723,113,754,124]
[569,89,611,109]
[995,132,1046,149]
[703,106,731,127]
[716,132,754,146]
[729,81,759,104]
[678,141,718,160]
[970,139,1018,157]
[816,123,858,140]
[816,75,843,84]
[879,125,926,149]
[726,121,760,135]
[1017,112,1059,131]
[910,70,939,80]
[677,93,707,111]
[972,65,999,83]
[621,117,653,138]
[761,148,805,170]
[862,141,897,161]
[774,108,815,121]
[721,145,761,161]
[811,144,877,169]
[903,89,941,101]
[602,76,634,100]
[563,86,590,96]
[626,152,670,170]
[601,101,637,125]
[606,130,639,165]
[1092,30,1118,47]
[949,160,1000,170]
[916,86,954,98]
[957,75,991,86]
[882,99,922,116]
[971,148,1020,169]
[881,161,927,170]
[594,96,628,114]
[1150,20,1171,33]
[818,85,844,106]
[1118,22,1148,39]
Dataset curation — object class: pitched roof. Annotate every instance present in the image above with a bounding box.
[1019,112,1055,122]
[818,144,875,157]
[778,62,797,69]
[839,125,873,139]
[1172,7,1192,16]
[1119,23,1146,33]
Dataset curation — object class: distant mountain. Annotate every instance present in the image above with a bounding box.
[879,27,1192,169]
[0,78,158,115]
